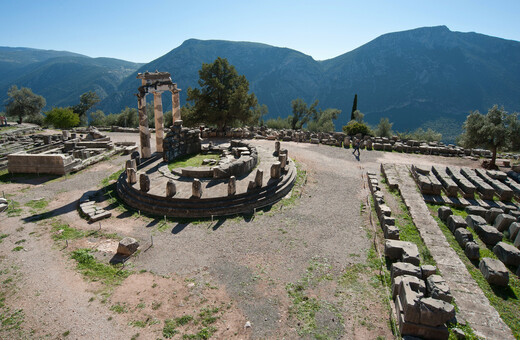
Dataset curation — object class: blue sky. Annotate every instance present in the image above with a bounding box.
[1,0,519,63]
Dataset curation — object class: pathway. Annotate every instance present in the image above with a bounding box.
[384,163,514,340]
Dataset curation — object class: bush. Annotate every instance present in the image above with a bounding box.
[44,107,80,129]
[342,121,371,136]
[266,116,291,129]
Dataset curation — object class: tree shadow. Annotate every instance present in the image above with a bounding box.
[22,200,78,223]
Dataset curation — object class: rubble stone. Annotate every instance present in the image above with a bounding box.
[117,237,139,256]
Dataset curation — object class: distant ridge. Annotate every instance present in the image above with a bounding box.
[2,26,520,141]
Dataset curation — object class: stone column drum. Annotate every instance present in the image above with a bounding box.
[172,90,181,123]
[228,176,236,196]
[271,161,281,179]
[153,91,164,153]
[137,93,151,159]
[192,179,202,198]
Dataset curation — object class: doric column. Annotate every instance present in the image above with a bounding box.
[137,92,151,158]
[172,90,181,123]
[153,91,164,153]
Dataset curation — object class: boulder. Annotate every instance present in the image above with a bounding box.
[476,225,503,246]
[464,242,480,260]
[493,242,520,266]
[455,228,473,247]
[437,206,452,222]
[117,237,139,256]
[419,297,456,327]
[447,215,467,233]
[494,214,516,232]
[479,258,509,286]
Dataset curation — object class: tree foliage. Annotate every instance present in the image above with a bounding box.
[375,117,393,137]
[459,105,519,168]
[44,107,80,129]
[5,85,46,124]
[72,91,100,117]
[352,110,364,123]
[397,128,442,142]
[265,116,291,129]
[289,98,318,130]
[307,108,341,132]
[342,121,371,136]
[350,94,358,121]
[251,104,268,126]
[185,57,257,130]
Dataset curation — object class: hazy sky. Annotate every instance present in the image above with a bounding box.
[2,0,519,63]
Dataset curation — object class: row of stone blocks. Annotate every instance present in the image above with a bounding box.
[78,193,112,222]
[367,171,455,339]
[438,206,520,286]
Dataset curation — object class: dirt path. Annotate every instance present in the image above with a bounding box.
[0,136,482,339]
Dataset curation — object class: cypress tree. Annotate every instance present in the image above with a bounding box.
[350,94,358,121]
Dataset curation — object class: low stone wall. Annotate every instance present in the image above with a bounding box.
[8,153,80,175]
[162,121,201,163]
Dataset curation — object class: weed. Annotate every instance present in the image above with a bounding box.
[162,319,178,338]
[51,221,85,241]
[0,234,9,243]
[12,246,23,252]
[151,301,162,310]
[129,320,147,328]
[7,200,22,217]
[62,330,70,337]
[136,303,145,309]
[130,333,140,340]
[24,198,49,212]
[175,314,194,326]
[182,326,217,339]
[110,303,128,314]
[198,307,219,326]
[14,239,25,245]
[101,169,124,187]
[167,154,220,171]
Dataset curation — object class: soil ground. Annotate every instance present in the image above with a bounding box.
[0,132,480,340]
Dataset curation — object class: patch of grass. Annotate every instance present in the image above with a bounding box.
[129,320,147,328]
[6,200,22,217]
[175,314,193,326]
[276,160,307,209]
[198,307,219,326]
[167,154,220,171]
[151,301,162,310]
[136,302,145,309]
[0,234,9,243]
[70,249,130,286]
[11,246,23,252]
[101,168,124,187]
[14,239,25,245]
[24,198,49,212]
[51,221,85,241]
[182,326,217,340]
[62,330,70,337]
[427,204,520,338]
[110,303,128,314]
[162,319,179,338]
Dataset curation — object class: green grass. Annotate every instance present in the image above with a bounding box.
[11,246,23,252]
[101,168,124,187]
[427,204,520,338]
[182,327,217,339]
[110,303,128,314]
[6,200,22,217]
[70,249,130,286]
[387,187,436,265]
[24,198,49,212]
[162,319,179,338]
[51,221,86,241]
[275,160,307,209]
[175,315,193,326]
[163,309,220,339]
[168,154,220,171]
[198,307,219,326]
[0,234,9,243]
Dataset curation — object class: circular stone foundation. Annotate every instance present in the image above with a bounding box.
[116,141,296,218]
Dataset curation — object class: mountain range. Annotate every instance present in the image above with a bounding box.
[1,26,520,140]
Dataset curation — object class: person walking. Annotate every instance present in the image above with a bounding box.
[352,138,361,156]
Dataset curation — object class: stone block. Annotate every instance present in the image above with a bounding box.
[465,214,487,231]
[485,207,504,224]
[378,204,392,218]
[126,167,137,184]
[381,215,395,227]
[392,275,426,299]
[117,237,139,256]
[421,265,437,280]
[419,297,456,327]
[399,281,422,324]
[90,210,112,222]
[464,242,480,260]
[454,228,473,248]
[493,242,520,266]
[139,174,150,192]
[192,179,202,198]
[465,205,487,217]
[437,206,452,222]
[515,230,520,248]
[510,222,520,241]
[476,225,503,246]
[395,296,449,340]
[166,180,176,197]
[228,176,236,196]
[390,262,422,282]
[447,215,467,233]
[254,169,263,188]
[385,240,420,266]
[384,225,400,240]
[479,257,509,286]
[494,213,516,232]
[270,161,281,179]
[426,275,453,303]
[279,154,287,168]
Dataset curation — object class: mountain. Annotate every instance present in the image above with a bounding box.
[2,27,520,141]
[0,47,142,108]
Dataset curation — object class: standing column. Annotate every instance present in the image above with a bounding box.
[172,90,181,123]
[137,92,151,158]
[153,91,164,153]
